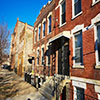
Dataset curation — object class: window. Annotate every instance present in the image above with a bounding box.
[47,45,51,65]
[75,87,85,100]
[38,26,41,40]
[61,0,66,25]
[74,31,83,64]
[37,50,39,65]
[43,22,45,37]
[48,15,52,33]
[41,48,44,65]
[74,0,82,16]
[34,31,36,43]
[96,23,100,63]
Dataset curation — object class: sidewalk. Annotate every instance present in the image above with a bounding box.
[0,69,47,100]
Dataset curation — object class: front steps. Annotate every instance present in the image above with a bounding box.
[39,75,70,100]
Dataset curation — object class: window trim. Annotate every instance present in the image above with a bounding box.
[46,43,51,66]
[60,0,66,26]
[92,0,100,6]
[37,48,40,66]
[91,14,100,68]
[72,0,82,19]
[74,87,85,100]
[42,18,46,38]
[41,44,45,66]
[72,24,84,68]
[38,24,41,41]
[34,30,37,43]
[47,12,52,34]
[94,23,100,67]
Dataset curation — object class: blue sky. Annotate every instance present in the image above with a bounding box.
[0,0,51,33]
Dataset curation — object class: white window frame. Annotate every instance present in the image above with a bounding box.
[60,0,66,26]
[46,43,51,66]
[72,24,84,68]
[34,30,36,43]
[98,94,100,100]
[38,24,41,41]
[72,0,82,19]
[47,12,52,34]
[42,18,46,38]
[72,80,86,100]
[37,48,40,66]
[91,13,100,68]
[41,44,45,66]
[94,23,100,66]
[92,0,100,6]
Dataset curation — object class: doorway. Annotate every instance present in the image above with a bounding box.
[58,37,69,76]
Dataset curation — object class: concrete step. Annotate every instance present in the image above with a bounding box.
[39,88,53,100]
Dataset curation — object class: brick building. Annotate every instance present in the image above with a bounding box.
[32,0,100,100]
[10,18,33,77]
[32,0,56,87]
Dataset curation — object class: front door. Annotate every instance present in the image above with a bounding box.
[58,37,69,76]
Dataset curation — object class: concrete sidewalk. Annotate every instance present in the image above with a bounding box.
[0,69,47,100]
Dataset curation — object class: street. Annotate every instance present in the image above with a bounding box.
[0,68,47,100]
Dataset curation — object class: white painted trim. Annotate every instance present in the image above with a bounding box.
[91,13,100,25]
[42,19,46,38]
[72,0,82,19]
[55,5,60,10]
[41,44,45,48]
[38,24,41,41]
[95,85,100,93]
[71,24,84,67]
[35,27,37,31]
[72,11,82,20]
[34,30,36,43]
[42,18,46,24]
[71,76,100,86]
[49,31,70,43]
[71,24,84,34]
[98,93,100,99]
[59,0,66,27]
[46,42,51,66]
[91,14,100,67]
[72,80,86,89]
[92,0,100,6]
[47,12,52,35]
[41,45,44,66]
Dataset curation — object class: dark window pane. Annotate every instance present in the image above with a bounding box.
[42,48,44,65]
[74,0,81,15]
[97,24,100,61]
[61,1,66,24]
[43,22,45,37]
[76,87,84,100]
[39,27,41,39]
[75,31,83,63]
[49,16,51,33]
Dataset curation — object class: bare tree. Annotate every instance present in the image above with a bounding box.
[0,22,10,65]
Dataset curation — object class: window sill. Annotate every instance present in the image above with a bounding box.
[47,32,52,35]
[92,0,100,6]
[73,65,84,69]
[59,22,66,28]
[95,65,100,69]
[72,11,82,20]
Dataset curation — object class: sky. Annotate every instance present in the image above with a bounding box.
[0,0,51,33]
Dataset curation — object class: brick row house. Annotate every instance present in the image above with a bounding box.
[31,0,100,100]
[10,0,100,99]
